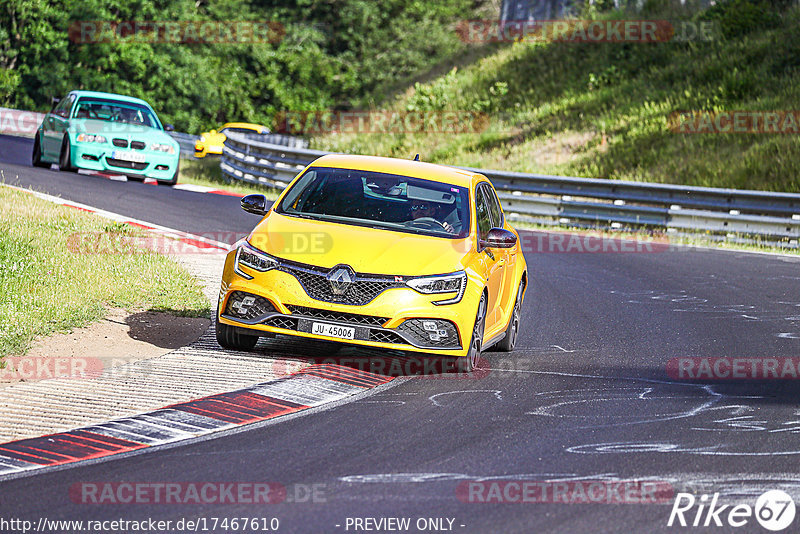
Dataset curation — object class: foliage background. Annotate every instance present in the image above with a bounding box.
[0,0,492,133]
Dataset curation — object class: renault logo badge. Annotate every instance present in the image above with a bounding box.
[327,265,355,295]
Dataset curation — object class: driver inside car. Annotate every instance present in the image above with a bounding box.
[410,201,455,233]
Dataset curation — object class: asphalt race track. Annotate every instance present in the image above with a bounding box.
[2,133,800,533]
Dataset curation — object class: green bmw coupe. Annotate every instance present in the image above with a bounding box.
[32,90,180,185]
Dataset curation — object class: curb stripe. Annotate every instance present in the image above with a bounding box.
[0,364,393,477]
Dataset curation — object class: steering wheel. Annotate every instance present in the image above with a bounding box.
[407,217,449,231]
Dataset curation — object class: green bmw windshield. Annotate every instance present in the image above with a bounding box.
[72,98,160,129]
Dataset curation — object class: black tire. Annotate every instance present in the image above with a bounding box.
[32,135,48,168]
[494,280,525,353]
[215,316,259,351]
[450,292,486,373]
[158,160,179,186]
[59,137,74,171]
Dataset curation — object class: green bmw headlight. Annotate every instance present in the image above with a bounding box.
[150,143,176,154]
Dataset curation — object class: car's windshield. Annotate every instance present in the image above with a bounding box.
[276,167,470,239]
[72,98,160,128]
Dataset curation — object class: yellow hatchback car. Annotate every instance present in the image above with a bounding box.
[216,154,527,371]
[194,122,269,158]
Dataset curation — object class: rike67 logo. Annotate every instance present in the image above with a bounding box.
[668,490,796,531]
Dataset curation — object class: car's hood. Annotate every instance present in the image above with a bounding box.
[248,211,472,276]
[71,119,174,144]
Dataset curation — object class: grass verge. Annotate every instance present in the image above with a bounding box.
[178,157,283,199]
[0,186,210,358]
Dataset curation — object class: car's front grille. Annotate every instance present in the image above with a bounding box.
[398,319,460,349]
[287,305,388,327]
[130,140,146,150]
[220,291,459,350]
[107,158,147,170]
[280,263,404,306]
[263,316,298,331]
[112,138,128,148]
[224,291,275,321]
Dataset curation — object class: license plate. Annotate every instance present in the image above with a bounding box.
[112,150,146,163]
[311,322,355,340]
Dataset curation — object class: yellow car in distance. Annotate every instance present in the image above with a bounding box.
[216,154,528,372]
[194,122,269,158]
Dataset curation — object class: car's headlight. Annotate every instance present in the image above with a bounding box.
[234,242,279,279]
[76,134,107,143]
[407,271,467,305]
[150,143,176,154]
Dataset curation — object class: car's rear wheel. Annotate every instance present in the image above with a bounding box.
[494,280,525,353]
[32,135,48,168]
[449,293,486,373]
[58,137,74,172]
[215,315,259,351]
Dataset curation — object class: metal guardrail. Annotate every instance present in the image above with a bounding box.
[219,131,800,244]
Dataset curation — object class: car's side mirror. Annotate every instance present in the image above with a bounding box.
[241,194,269,216]
[480,228,517,250]
[56,110,69,118]
[164,124,175,132]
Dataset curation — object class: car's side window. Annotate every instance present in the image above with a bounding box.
[483,184,503,229]
[53,96,69,116]
[64,95,76,117]
[475,186,492,242]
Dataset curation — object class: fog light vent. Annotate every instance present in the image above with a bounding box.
[398,319,459,348]
[224,291,275,321]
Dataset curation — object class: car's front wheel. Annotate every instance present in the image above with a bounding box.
[58,137,74,172]
[494,280,525,353]
[450,292,486,373]
[215,316,259,351]
[32,135,48,168]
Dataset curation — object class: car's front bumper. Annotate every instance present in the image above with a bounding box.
[71,143,178,180]
[217,250,480,358]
